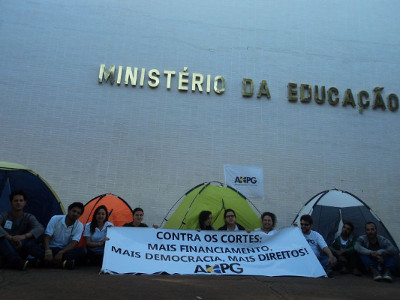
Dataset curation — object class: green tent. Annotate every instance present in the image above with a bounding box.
[162,182,262,230]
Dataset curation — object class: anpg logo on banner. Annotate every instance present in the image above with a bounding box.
[224,165,264,198]
[195,263,243,274]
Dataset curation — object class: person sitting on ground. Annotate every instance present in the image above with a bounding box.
[329,222,362,275]
[218,209,246,231]
[355,221,399,282]
[255,212,277,235]
[0,190,44,270]
[197,210,214,230]
[299,214,336,274]
[43,202,86,269]
[123,208,148,227]
[84,205,113,266]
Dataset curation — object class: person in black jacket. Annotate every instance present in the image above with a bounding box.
[218,209,245,231]
[123,208,148,227]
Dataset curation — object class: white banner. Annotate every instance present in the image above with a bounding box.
[224,164,264,198]
[102,227,326,277]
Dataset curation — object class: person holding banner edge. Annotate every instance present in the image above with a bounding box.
[218,209,246,231]
[300,215,336,276]
[84,205,113,265]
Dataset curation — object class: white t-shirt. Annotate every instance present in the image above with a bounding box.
[303,230,327,258]
[45,215,84,248]
[84,221,113,253]
[255,228,277,236]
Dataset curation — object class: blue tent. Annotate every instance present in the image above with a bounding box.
[0,161,64,227]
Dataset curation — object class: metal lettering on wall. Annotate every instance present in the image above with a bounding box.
[98,64,398,114]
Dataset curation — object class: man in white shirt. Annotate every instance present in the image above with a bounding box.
[300,215,336,274]
[43,202,86,269]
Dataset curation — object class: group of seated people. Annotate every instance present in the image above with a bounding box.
[0,190,399,283]
[0,190,150,270]
[198,209,399,282]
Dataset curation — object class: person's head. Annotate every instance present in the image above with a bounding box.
[341,222,354,238]
[94,205,109,224]
[67,202,84,221]
[132,208,144,225]
[199,211,212,229]
[300,215,313,234]
[90,205,109,234]
[365,222,377,239]
[9,190,27,212]
[224,209,236,226]
[261,212,276,231]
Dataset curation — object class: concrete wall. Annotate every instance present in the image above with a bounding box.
[1,0,399,243]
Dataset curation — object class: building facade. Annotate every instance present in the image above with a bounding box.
[1,0,399,243]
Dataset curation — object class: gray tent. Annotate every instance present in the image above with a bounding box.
[293,189,398,249]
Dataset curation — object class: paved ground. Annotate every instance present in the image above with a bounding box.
[0,267,399,300]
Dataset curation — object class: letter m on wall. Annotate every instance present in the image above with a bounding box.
[98,64,115,84]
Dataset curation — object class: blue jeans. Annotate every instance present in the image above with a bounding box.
[0,237,43,263]
[319,255,330,269]
[360,254,395,271]
[49,246,87,262]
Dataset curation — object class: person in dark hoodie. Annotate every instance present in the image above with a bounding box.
[218,209,245,231]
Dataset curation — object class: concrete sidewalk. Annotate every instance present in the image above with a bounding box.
[0,267,398,300]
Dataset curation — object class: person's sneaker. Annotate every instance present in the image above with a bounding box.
[13,259,29,271]
[371,267,382,281]
[62,259,75,270]
[382,269,393,283]
[325,269,334,278]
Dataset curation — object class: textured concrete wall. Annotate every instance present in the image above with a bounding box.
[1,0,399,243]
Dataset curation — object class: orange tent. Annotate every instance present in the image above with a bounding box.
[78,193,134,246]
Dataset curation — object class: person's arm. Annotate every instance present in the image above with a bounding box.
[329,237,340,255]
[13,214,44,242]
[322,246,337,266]
[0,213,9,238]
[377,237,399,256]
[354,236,372,255]
[85,236,105,248]
[54,241,78,264]
[83,223,101,248]
[26,214,44,239]
[43,234,53,262]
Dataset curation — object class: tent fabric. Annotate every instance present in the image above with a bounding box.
[0,161,64,227]
[162,182,262,230]
[293,189,398,249]
[79,193,134,228]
